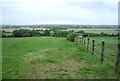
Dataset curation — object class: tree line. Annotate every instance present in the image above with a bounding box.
[2,29,119,38]
[2,29,73,38]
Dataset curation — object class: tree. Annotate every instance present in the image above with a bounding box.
[2,30,6,33]
[13,29,41,37]
[2,34,6,38]
[22,32,31,37]
[13,30,22,37]
[77,30,85,34]
[43,30,50,36]
[31,30,40,36]
[67,32,77,42]
[53,30,57,37]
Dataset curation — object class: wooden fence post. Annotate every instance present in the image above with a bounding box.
[74,37,75,42]
[78,38,80,46]
[92,40,95,55]
[76,37,77,43]
[87,38,89,51]
[80,37,82,47]
[77,37,78,43]
[101,41,105,63]
[84,38,86,48]
[115,44,120,74]
[74,37,76,42]
[79,37,81,46]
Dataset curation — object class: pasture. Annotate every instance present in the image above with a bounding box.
[2,37,118,79]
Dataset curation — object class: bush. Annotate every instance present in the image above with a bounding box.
[54,31,69,37]
[2,34,6,38]
[43,30,50,36]
[31,30,40,36]
[13,29,41,37]
[67,32,77,42]
[22,32,31,37]
[77,30,85,34]
[13,30,22,37]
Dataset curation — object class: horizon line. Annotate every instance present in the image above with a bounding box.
[1,24,118,26]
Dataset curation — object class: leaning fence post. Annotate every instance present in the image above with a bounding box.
[92,40,95,55]
[101,41,105,63]
[87,38,89,51]
[115,44,120,74]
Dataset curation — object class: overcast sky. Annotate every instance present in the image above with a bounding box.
[0,0,119,25]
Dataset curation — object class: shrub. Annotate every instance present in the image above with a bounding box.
[43,30,50,36]
[13,30,22,37]
[13,29,41,37]
[31,30,40,36]
[77,30,85,34]
[2,34,6,38]
[22,32,31,37]
[67,32,77,42]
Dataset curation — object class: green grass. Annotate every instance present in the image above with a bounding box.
[2,37,119,79]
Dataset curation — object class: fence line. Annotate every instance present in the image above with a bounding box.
[74,37,120,74]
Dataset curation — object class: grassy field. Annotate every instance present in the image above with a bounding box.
[2,37,119,79]
[62,28,118,34]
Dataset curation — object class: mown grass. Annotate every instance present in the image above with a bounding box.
[2,37,119,79]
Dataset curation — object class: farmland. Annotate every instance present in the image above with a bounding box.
[62,28,118,34]
[2,37,118,79]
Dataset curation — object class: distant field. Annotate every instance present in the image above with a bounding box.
[62,28,118,34]
[2,37,118,79]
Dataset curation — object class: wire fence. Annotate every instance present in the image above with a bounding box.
[74,37,120,75]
